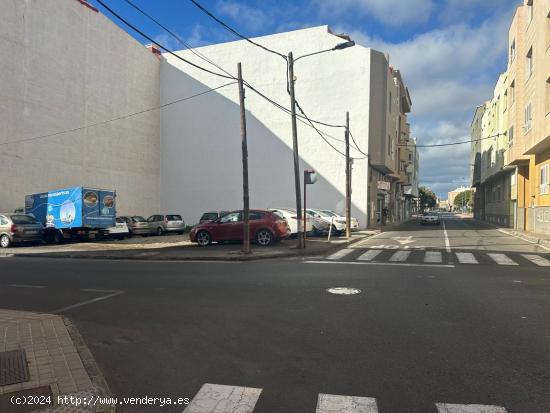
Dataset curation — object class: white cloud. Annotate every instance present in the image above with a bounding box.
[315,0,434,26]
[216,0,268,32]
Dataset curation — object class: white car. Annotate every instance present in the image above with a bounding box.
[306,209,345,234]
[106,217,131,240]
[321,210,360,231]
[270,208,313,236]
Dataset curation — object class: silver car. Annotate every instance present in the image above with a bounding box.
[146,214,185,236]
[0,213,44,248]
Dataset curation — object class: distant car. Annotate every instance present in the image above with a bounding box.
[189,209,290,246]
[0,213,44,248]
[421,212,440,225]
[269,208,313,236]
[106,217,130,240]
[320,210,360,231]
[119,216,150,236]
[199,211,230,224]
[306,209,345,234]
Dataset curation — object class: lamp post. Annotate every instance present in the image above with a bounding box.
[287,40,355,248]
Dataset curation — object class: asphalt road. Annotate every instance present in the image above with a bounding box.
[0,216,549,413]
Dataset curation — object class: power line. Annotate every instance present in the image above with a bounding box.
[94,0,233,80]
[402,132,506,148]
[188,0,287,60]
[349,130,369,157]
[0,82,236,147]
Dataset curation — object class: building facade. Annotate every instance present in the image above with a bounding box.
[471,0,550,234]
[0,0,161,216]
[161,26,418,226]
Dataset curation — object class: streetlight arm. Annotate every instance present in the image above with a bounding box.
[294,40,355,62]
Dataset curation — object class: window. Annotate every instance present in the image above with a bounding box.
[510,39,516,63]
[249,212,264,220]
[487,147,493,169]
[503,90,507,111]
[220,212,240,223]
[508,126,514,147]
[0,216,8,225]
[497,185,502,201]
[527,1,533,23]
[541,164,549,195]
[388,135,393,157]
[524,103,533,132]
[526,47,533,79]
[510,81,515,104]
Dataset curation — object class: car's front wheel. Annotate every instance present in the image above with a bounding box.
[256,229,273,246]
[156,227,164,236]
[196,231,212,247]
[0,234,11,248]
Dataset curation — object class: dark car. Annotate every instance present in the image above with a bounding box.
[0,213,44,248]
[190,209,290,247]
[199,211,230,224]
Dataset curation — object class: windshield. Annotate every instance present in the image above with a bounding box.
[132,216,146,222]
[322,210,338,217]
[166,215,182,221]
[201,213,218,220]
[10,215,39,224]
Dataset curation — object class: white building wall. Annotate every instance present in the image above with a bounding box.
[0,0,160,216]
[161,26,375,226]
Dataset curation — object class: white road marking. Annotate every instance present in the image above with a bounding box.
[357,250,383,261]
[183,383,262,413]
[487,253,518,266]
[455,252,479,264]
[424,251,442,263]
[392,236,414,245]
[327,248,355,260]
[304,261,455,268]
[8,284,46,289]
[442,220,451,252]
[436,403,508,413]
[52,290,125,314]
[0,254,14,258]
[316,394,378,413]
[389,250,411,262]
[520,254,550,267]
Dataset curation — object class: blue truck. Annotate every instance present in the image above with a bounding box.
[25,187,116,243]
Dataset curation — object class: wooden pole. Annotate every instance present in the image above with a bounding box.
[238,63,250,253]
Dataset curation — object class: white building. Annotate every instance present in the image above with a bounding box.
[161,25,413,226]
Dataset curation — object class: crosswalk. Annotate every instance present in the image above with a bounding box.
[182,383,510,412]
[320,248,550,267]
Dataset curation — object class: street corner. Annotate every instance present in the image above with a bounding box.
[0,309,114,413]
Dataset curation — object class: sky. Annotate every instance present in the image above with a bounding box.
[89,0,520,200]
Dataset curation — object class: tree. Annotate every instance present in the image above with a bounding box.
[453,190,473,210]
[419,186,437,210]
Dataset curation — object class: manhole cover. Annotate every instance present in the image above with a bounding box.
[326,287,361,295]
[0,350,30,386]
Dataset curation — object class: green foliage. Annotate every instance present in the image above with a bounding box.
[419,186,437,209]
[453,190,473,208]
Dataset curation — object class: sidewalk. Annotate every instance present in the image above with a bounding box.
[4,231,379,261]
[0,310,113,413]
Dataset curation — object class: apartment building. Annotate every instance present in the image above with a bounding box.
[471,0,550,235]
[162,26,418,226]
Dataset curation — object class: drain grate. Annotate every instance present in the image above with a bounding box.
[0,349,30,386]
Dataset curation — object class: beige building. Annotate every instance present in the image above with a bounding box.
[448,186,470,209]
[471,0,550,235]
[0,0,161,216]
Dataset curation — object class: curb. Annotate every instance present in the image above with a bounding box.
[64,317,116,413]
[8,233,379,262]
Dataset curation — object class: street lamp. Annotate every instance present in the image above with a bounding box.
[287,40,355,248]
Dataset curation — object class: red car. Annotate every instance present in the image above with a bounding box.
[189,209,290,247]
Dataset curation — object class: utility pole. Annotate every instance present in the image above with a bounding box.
[238,63,250,253]
[287,52,304,248]
[345,112,351,238]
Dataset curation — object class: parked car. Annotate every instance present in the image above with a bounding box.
[164,214,185,234]
[190,209,290,246]
[199,211,230,224]
[119,216,150,236]
[320,210,360,231]
[306,209,345,234]
[420,212,441,225]
[269,208,313,236]
[0,213,44,248]
[146,214,186,236]
[106,217,130,240]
